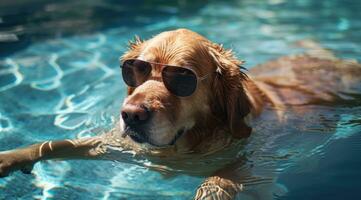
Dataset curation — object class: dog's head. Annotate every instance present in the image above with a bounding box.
[119,29,252,148]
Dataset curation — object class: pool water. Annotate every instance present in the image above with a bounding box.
[1,0,361,199]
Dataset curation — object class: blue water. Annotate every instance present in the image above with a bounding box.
[1,0,361,199]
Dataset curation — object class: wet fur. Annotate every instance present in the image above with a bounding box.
[121,29,256,151]
[1,29,361,200]
[118,28,361,160]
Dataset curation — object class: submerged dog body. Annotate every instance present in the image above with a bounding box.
[1,29,361,199]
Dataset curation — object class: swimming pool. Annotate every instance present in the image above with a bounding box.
[0,0,360,199]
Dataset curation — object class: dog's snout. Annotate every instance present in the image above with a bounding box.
[121,104,150,125]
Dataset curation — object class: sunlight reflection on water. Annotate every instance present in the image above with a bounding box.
[0,0,361,199]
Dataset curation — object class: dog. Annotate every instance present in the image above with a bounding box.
[1,29,360,200]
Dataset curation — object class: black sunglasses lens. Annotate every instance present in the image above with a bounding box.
[162,66,197,97]
[121,59,151,87]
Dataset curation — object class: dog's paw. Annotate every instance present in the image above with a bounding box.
[20,163,34,174]
[194,176,243,200]
[0,151,34,178]
[0,153,13,178]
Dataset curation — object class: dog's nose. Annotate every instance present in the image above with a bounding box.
[121,104,150,125]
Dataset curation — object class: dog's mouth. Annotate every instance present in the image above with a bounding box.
[168,128,186,146]
[129,134,145,143]
[123,126,186,147]
[123,126,147,144]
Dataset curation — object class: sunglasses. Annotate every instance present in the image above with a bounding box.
[120,59,210,97]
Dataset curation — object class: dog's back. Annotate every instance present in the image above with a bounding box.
[249,54,361,107]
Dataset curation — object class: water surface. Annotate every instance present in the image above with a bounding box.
[0,0,361,199]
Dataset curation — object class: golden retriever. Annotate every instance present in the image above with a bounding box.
[1,29,360,200]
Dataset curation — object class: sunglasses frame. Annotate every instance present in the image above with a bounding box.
[120,59,211,97]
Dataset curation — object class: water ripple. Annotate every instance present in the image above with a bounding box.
[0,59,23,92]
[0,0,360,199]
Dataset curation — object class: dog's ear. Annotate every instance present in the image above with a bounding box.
[121,35,145,95]
[209,43,252,138]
